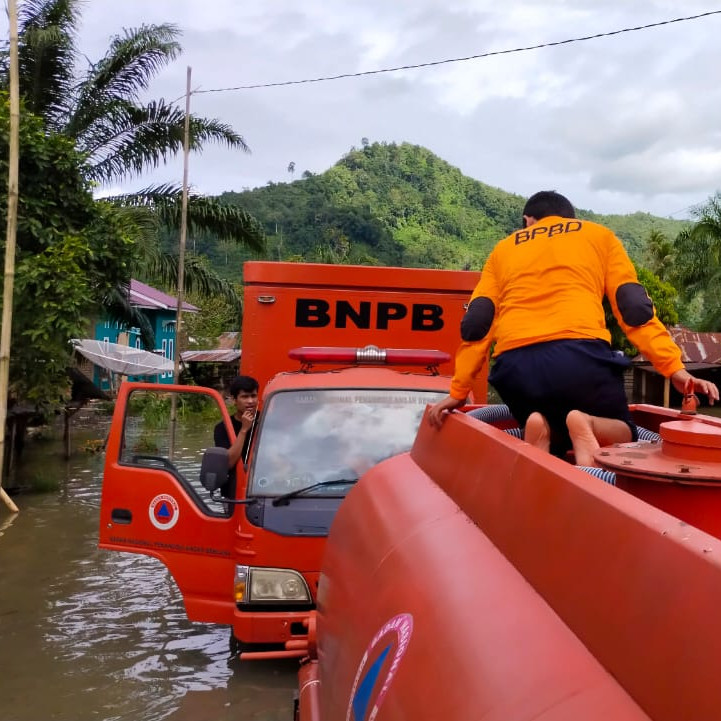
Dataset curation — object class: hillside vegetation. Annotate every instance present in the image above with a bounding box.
[191,141,688,282]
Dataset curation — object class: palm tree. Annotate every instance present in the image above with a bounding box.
[100,192,257,346]
[109,184,261,310]
[672,193,721,331]
[0,0,265,340]
[2,1,246,183]
[643,228,675,281]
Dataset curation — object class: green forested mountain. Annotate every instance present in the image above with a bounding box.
[202,141,688,281]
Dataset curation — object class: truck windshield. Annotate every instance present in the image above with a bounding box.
[248,388,446,498]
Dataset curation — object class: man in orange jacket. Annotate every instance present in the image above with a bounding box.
[429,191,719,465]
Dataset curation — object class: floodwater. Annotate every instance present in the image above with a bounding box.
[0,411,297,721]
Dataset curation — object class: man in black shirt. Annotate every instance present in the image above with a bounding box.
[213,375,259,498]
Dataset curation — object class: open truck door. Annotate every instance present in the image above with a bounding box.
[99,383,242,625]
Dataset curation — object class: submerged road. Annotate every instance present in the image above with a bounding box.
[0,416,297,721]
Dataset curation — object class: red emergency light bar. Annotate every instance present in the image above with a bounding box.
[288,345,451,366]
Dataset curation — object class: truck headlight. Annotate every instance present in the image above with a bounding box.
[234,565,311,604]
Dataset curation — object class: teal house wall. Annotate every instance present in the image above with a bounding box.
[92,280,197,390]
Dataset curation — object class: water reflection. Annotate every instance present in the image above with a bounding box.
[0,414,296,721]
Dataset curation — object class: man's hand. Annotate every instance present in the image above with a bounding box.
[428,395,465,429]
[239,408,256,433]
[670,369,719,405]
[228,410,256,468]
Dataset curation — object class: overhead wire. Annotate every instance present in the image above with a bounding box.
[667,203,703,218]
[192,10,721,95]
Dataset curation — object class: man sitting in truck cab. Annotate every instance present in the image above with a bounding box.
[214,375,259,498]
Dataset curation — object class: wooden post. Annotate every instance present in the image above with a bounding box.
[64,408,71,459]
[663,376,670,408]
[0,0,21,514]
[169,66,192,458]
[640,371,647,403]
[174,65,192,382]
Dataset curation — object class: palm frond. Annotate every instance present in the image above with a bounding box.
[98,200,243,322]
[83,99,249,183]
[102,284,155,348]
[139,252,242,310]
[16,0,80,127]
[66,24,181,138]
[85,24,180,98]
[97,200,161,265]
[182,195,265,252]
[108,184,266,252]
[5,6,250,187]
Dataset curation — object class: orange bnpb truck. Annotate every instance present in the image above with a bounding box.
[99,261,484,658]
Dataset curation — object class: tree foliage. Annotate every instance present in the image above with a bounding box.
[641,228,675,281]
[671,193,721,331]
[0,96,130,408]
[216,142,693,350]
[0,1,247,184]
[0,0,264,347]
[218,142,688,275]
[181,290,240,350]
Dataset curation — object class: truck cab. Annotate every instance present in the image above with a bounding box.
[99,262,482,658]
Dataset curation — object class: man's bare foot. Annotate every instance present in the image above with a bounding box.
[566,410,601,467]
[524,412,550,453]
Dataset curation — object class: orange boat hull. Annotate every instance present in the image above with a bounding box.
[300,409,721,720]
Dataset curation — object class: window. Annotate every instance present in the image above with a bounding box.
[118,388,230,517]
[161,339,167,379]
[248,388,447,497]
[167,339,174,379]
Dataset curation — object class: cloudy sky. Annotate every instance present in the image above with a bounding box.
[10,1,721,216]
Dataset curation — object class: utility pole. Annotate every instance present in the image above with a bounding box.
[0,0,21,514]
[174,65,191,381]
[169,66,192,458]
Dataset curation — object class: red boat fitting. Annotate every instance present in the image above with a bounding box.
[681,377,700,415]
[595,415,721,539]
[596,418,721,482]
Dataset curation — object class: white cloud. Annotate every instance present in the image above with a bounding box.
[1,1,720,217]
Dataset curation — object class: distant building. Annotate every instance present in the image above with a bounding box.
[91,279,198,390]
[631,326,721,407]
[181,332,241,392]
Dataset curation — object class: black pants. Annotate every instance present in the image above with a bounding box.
[489,339,638,457]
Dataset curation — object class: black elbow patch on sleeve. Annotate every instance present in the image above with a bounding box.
[616,282,654,326]
[461,297,495,341]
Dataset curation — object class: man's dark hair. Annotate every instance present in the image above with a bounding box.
[229,375,259,397]
[523,191,576,221]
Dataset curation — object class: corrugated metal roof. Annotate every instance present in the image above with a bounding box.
[130,279,199,313]
[181,333,240,364]
[633,327,721,366]
[181,349,241,363]
[217,332,240,350]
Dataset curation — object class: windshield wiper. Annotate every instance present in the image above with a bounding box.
[271,479,358,506]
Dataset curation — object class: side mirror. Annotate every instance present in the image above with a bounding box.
[200,447,229,492]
